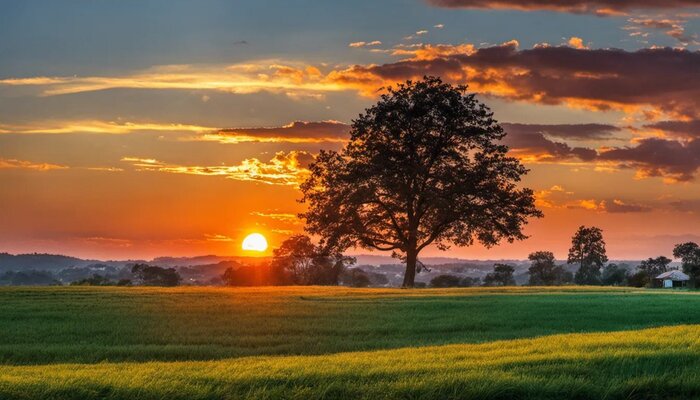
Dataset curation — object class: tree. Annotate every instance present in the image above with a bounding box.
[568,226,608,285]
[429,274,463,288]
[341,268,372,287]
[271,235,354,285]
[638,256,671,278]
[131,264,181,286]
[674,242,700,286]
[527,251,568,286]
[300,77,542,287]
[601,263,629,286]
[483,263,516,286]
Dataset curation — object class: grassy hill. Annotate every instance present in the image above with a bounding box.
[1,286,699,398]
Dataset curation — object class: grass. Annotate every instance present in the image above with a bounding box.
[1,286,700,398]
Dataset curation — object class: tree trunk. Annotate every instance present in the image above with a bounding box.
[402,249,417,288]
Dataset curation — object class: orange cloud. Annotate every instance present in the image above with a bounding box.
[121,151,313,186]
[0,158,68,171]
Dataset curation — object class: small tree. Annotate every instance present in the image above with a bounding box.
[568,226,608,285]
[272,235,354,285]
[674,242,700,286]
[601,263,629,286]
[300,77,542,287]
[341,268,371,287]
[483,263,516,286]
[430,274,463,288]
[131,264,181,287]
[527,251,567,286]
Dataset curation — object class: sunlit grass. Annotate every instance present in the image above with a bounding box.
[1,286,700,398]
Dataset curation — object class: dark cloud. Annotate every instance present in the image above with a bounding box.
[426,0,700,15]
[329,43,700,118]
[501,128,598,161]
[599,138,700,181]
[644,120,700,139]
[502,123,620,140]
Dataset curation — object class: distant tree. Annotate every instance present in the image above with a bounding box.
[341,268,372,287]
[271,235,354,285]
[460,276,481,287]
[483,263,516,286]
[70,274,112,286]
[601,263,629,286]
[568,226,608,285]
[0,270,58,286]
[429,274,462,288]
[527,251,568,286]
[674,242,700,286]
[131,264,181,287]
[638,256,672,278]
[628,271,650,288]
[300,77,542,287]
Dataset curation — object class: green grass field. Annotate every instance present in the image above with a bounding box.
[1,286,700,399]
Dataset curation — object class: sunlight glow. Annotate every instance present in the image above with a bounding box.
[242,233,268,252]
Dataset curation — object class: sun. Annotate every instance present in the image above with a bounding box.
[242,233,268,252]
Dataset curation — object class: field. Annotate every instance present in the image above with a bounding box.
[2,286,700,399]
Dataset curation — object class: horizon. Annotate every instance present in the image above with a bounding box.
[2,0,699,260]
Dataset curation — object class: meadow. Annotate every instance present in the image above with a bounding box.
[1,286,700,399]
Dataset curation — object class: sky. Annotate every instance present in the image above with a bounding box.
[1,0,700,260]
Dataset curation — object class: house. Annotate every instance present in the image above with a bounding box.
[654,270,690,288]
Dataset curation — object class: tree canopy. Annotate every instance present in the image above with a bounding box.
[568,226,608,285]
[300,76,541,287]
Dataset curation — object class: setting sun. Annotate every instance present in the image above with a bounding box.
[242,233,268,252]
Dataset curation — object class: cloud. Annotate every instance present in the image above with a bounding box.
[599,137,700,181]
[200,120,350,144]
[0,158,68,171]
[625,17,699,45]
[600,199,652,213]
[434,24,445,29]
[535,188,652,213]
[349,41,383,48]
[501,126,598,162]
[326,41,700,118]
[121,151,313,186]
[250,211,300,223]
[502,123,620,140]
[0,62,344,97]
[567,37,588,49]
[0,120,214,135]
[644,120,700,139]
[425,0,700,15]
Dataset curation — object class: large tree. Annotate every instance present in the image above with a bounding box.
[568,226,608,285]
[300,77,541,287]
[638,256,671,278]
[673,242,700,286]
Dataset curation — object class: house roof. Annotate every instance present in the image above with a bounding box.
[655,270,690,281]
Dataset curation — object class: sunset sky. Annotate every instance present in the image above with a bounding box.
[1,0,700,260]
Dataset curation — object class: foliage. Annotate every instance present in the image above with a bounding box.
[271,235,354,285]
[341,268,372,287]
[674,242,700,286]
[638,256,671,279]
[568,226,608,285]
[429,274,462,288]
[70,274,131,286]
[527,251,570,286]
[131,264,181,287]
[601,263,629,286]
[483,263,516,286]
[0,270,59,286]
[300,77,541,287]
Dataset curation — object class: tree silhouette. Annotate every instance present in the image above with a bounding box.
[483,263,516,286]
[271,235,354,285]
[300,77,541,287]
[568,226,608,285]
[527,251,568,286]
[673,242,700,286]
[638,256,671,278]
